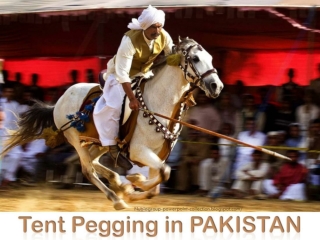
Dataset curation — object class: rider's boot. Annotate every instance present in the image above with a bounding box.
[106,145,133,170]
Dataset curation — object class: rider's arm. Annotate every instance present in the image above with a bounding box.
[115,36,135,84]
[162,28,174,56]
[115,36,140,110]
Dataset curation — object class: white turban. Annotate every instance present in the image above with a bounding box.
[128,5,165,30]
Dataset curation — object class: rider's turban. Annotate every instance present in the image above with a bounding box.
[127,5,165,30]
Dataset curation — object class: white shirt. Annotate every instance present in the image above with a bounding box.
[105,28,173,84]
[296,104,320,134]
[0,97,21,130]
[236,162,269,180]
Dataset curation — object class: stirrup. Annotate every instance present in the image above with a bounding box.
[106,147,133,170]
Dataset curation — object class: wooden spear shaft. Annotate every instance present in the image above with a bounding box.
[139,108,291,161]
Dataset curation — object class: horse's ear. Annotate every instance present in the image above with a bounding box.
[186,36,189,39]
[172,45,177,54]
[178,36,182,43]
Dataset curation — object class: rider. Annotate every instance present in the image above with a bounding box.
[93,5,174,169]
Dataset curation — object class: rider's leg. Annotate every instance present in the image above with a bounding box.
[93,74,132,170]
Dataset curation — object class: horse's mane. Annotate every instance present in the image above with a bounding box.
[151,37,198,75]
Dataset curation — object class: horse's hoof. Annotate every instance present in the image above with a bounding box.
[113,199,129,210]
[126,173,146,184]
[161,165,171,182]
[121,183,135,195]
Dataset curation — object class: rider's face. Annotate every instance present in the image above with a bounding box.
[144,23,162,40]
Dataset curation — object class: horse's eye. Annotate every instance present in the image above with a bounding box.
[192,56,200,63]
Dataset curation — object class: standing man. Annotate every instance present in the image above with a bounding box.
[93,5,173,168]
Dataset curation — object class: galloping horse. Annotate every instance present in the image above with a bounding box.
[2,37,223,210]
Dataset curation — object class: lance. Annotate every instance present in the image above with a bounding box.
[139,108,291,161]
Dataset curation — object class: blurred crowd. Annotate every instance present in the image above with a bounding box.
[0,65,320,203]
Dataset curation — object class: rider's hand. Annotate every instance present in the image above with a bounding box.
[129,97,140,111]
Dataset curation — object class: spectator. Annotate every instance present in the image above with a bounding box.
[175,120,210,194]
[231,117,266,181]
[1,139,47,188]
[279,68,300,102]
[273,97,296,132]
[198,145,228,197]
[305,119,320,199]
[295,90,319,137]
[285,123,304,147]
[215,122,236,187]
[229,150,269,199]
[29,73,45,101]
[308,63,320,107]
[263,150,308,201]
[256,86,278,133]
[183,91,221,141]
[216,91,237,129]
[234,94,265,135]
[86,69,96,83]
[12,72,26,103]
[0,82,21,130]
[264,131,285,179]
[230,80,245,110]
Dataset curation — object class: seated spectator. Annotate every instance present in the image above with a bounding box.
[1,139,47,188]
[216,122,236,186]
[264,131,285,179]
[263,150,308,201]
[304,119,320,199]
[229,150,269,199]
[198,145,228,197]
[231,117,266,181]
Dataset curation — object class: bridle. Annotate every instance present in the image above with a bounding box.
[177,43,217,88]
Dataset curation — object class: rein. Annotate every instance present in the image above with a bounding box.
[178,43,217,87]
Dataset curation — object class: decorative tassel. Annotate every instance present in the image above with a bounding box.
[76,122,86,132]
[79,113,90,123]
[66,114,75,120]
[70,121,78,127]
[92,96,100,103]
[84,104,94,111]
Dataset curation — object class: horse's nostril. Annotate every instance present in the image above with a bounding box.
[210,82,217,91]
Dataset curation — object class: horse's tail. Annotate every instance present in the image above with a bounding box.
[2,101,56,156]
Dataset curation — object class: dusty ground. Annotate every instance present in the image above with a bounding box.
[0,185,320,212]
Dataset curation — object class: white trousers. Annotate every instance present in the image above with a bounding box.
[232,179,263,194]
[1,146,22,181]
[93,74,125,146]
[263,179,307,201]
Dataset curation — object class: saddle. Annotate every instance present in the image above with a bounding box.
[72,73,196,164]
[76,82,141,149]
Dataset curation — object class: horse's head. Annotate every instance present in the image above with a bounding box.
[174,37,223,98]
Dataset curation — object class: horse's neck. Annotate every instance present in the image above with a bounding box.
[143,65,189,116]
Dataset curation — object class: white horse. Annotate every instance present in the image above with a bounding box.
[2,37,223,210]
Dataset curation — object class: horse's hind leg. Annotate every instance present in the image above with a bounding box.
[69,139,128,210]
[89,146,135,198]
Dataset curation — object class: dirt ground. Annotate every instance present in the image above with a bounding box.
[0,185,320,212]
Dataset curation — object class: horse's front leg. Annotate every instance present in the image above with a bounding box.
[72,143,129,210]
[126,146,171,191]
